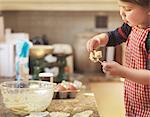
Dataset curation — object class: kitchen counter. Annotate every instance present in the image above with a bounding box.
[0,77,100,117]
[47,91,99,116]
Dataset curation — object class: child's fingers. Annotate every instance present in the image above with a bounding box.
[102,61,112,72]
[101,61,106,66]
[86,40,91,52]
[102,61,110,68]
[87,40,94,52]
[89,40,95,51]
[87,38,100,52]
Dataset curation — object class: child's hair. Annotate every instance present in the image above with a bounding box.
[120,0,149,7]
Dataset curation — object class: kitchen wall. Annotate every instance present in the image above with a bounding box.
[2,11,123,73]
[3,11,122,44]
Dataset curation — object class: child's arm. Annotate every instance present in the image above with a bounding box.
[107,23,131,46]
[87,23,131,52]
[102,61,150,85]
[122,67,150,85]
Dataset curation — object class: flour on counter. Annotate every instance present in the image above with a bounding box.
[73,110,93,117]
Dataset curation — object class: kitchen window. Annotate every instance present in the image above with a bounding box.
[95,16,108,28]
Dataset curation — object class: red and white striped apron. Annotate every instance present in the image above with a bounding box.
[124,26,150,117]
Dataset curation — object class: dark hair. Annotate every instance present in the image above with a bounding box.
[120,0,149,7]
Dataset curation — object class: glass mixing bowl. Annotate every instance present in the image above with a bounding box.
[0,80,55,116]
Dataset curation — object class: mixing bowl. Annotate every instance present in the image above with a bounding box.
[0,80,55,116]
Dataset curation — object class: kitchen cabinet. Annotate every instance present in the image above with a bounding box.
[0,0,119,11]
[115,44,123,64]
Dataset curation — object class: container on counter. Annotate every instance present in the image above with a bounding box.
[39,72,54,82]
[53,81,79,99]
[53,90,78,99]
[16,40,32,81]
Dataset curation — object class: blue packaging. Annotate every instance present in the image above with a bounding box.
[16,40,32,81]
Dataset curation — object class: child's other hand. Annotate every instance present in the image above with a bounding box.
[102,61,124,77]
[86,33,109,52]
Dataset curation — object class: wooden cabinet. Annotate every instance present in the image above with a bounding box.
[115,45,123,65]
[115,43,126,65]
[0,0,119,11]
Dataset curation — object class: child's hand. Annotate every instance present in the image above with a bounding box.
[102,61,124,77]
[86,33,109,52]
[86,36,100,52]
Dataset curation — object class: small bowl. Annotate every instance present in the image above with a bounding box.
[0,80,55,116]
[30,45,54,58]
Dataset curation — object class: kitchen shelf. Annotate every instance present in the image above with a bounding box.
[0,0,119,11]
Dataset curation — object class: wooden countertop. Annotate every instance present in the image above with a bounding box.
[0,77,100,117]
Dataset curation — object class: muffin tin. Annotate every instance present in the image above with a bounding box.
[53,91,78,99]
[53,90,79,99]
[53,81,80,99]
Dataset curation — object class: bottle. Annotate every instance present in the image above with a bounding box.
[16,40,32,81]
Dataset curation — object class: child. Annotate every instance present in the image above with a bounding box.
[86,0,150,116]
